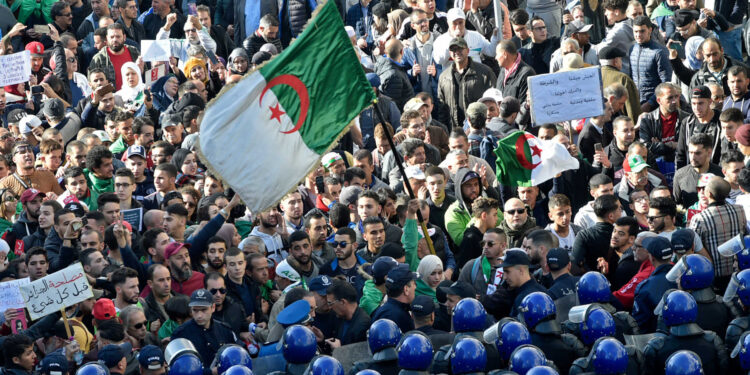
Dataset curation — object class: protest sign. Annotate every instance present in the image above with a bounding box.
[0,51,32,86]
[19,263,93,320]
[145,64,168,87]
[141,40,171,62]
[528,66,604,124]
[0,277,29,312]
[10,309,27,333]
[122,207,143,232]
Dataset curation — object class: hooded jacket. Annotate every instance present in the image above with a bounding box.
[444,167,502,246]
[227,48,250,75]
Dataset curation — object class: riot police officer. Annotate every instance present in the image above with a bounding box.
[725,269,750,371]
[569,337,643,375]
[565,305,617,348]
[483,318,531,367]
[350,319,402,375]
[730,331,750,372]
[644,290,729,375]
[212,345,252,375]
[507,345,555,375]
[632,236,677,333]
[305,356,345,375]
[665,350,704,375]
[269,325,319,375]
[565,272,638,342]
[666,254,734,337]
[517,292,586,374]
[397,332,434,375]
[449,337,487,375]
[432,298,501,373]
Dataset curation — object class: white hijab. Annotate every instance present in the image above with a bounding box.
[116,62,145,106]
[417,255,444,286]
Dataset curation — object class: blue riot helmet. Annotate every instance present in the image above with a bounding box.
[737,248,750,271]
[509,345,547,375]
[75,363,110,375]
[518,292,556,328]
[169,354,203,375]
[452,298,487,332]
[526,366,559,375]
[223,366,253,375]
[666,254,713,290]
[665,350,703,375]
[568,304,616,346]
[281,325,318,364]
[495,321,531,361]
[591,338,628,375]
[355,371,381,375]
[213,345,252,374]
[397,332,434,371]
[723,269,750,307]
[368,319,402,360]
[577,272,611,304]
[658,290,698,327]
[304,356,344,375]
[450,337,487,375]
[731,332,750,370]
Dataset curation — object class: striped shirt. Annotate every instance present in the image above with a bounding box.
[689,203,747,278]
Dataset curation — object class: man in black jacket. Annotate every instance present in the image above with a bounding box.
[496,40,536,104]
[375,39,415,111]
[572,194,622,281]
[520,16,560,74]
[638,82,689,163]
[206,272,250,341]
[197,5,235,60]
[675,86,722,169]
[116,0,146,44]
[604,116,637,174]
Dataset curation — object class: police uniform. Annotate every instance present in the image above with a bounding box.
[643,322,729,375]
[371,264,418,331]
[529,319,588,374]
[546,248,579,301]
[412,295,449,337]
[431,332,503,373]
[569,342,644,375]
[563,302,640,344]
[688,287,734,339]
[633,264,676,333]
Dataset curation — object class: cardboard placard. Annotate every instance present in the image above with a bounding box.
[19,263,93,320]
[0,277,29,312]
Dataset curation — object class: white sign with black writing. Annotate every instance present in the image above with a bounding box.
[0,51,32,87]
[19,263,93,320]
[0,277,29,312]
[528,66,604,124]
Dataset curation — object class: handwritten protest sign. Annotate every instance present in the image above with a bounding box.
[122,207,143,232]
[0,277,29,312]
[20,263,93,320]
[0,51,32,87]
[141,40,172,62]
[528,66,604,124]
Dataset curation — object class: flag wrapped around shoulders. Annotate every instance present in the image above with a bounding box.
[494,131,579,187]
[198,0,376,213]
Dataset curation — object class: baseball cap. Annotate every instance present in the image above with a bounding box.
[43,98,65,119]
[25,41,44,57]
[461,170,481,184]
[164,242,190,260]
[93,130,111,142]
[411,295,436,316]
[93,298,117,320]
[674,9,699,27]
[479,88,504,104]
[735,124,750,146]
[385,263,418,291]
[447,8,465,23]
[125,145,147,160]
[642,236,673,260]
[404,165,426,180]
[598,46,626,60]
[697,173,716,188]
[498,249,531,268]
[671,228,695,254]
[39,352,68,375]
[189,289,213,307]
[692,85,712,100]
[98,343,132,368]
[7,108,26,124]
[564,19,593,38]
[546,248,570,271]
[19,114,41,134]
[321,152,343,169]
[339,186,363,206]
[138,345,166,370]
[308,275,333,295]
[162,113,182,129]
[64,202,85,217]
[438,281,476,299]
[622,154,649,173]
[371,256,399,284]
[449,37,468,50]
[276,259,302,282]
[21,188,45,204]
[404,97,428,112]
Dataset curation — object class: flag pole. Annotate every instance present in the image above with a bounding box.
[372,100,436,256]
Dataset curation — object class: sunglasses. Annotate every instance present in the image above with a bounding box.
[480,240,496,248]
[646,214,666,222]
[13,146,32,155]
[210,288,227,295]
[133,321,148,329]
[332,241,349,248]
[506,208,525,215]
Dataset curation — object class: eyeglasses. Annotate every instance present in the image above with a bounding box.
[506,208,525,215]
[133,321,148,329]
[480,240,496,248]
[332,241,349,248]
[67,57,77,63]
[3,195,18,202]
[210,288,227,295]
[61,12,73,17]
[646,214,666,222]
[414,18,429,24]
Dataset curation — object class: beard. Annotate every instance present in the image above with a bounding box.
[209,258,225,269]
[125,293,139,304]
[110,42,124,52]
[171,262,193,281]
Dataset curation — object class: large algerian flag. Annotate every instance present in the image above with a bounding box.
[494,131,580,187]
[199,1,376,213]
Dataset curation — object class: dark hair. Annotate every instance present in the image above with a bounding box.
[589,174,613,190]
[51,1,69,18]
[335,227,357,243]
[147,263,169,281]
[688,133,714,149]
[359,190,382,206]
[721,149,745,167]
[344,167,366,184]
[207,236,228,250]
[141,228,165,252]
[110,267,138,287]
[97,192,119,209]
[86,145,113,171]
[63,166,85,183]
[303,210,327,229]
[614,216,639,236]
[97,319,126,342]
[729,65,748,78]
[25,247,47,265]
[289,230,310,244]
[327,279,358,303]
[165,295,191,320]
[740,168,750,192]
[329,203,350,229]
[132,117,154,135]
[182,105,202,126]
[115,167,135,183]
[79,248,99,267]
[3,334,33,366]
[285,287,311,307]
[106,22,126,34]
[353,149,373,165]
[362,216,384,231]
[548,194,571,210]
[509,9,529,25]
[204,272,225,287]
[402,139,425,158]
[632,15,653,28]
[171,149,193,171]
[593,194,620,218]
[650,196,677,218]
[165,203,189,217]
[525,229,557,249]
[54,208,73,225]
[721,107,744,123]
[153,141,176,157]
[602,0,628,12]
[424,166,445,179]
[539,123,558,135]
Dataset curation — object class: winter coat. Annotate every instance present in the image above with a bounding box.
[437,58,496,130]
[629,39,672,105]
[637,108,690,162]
[374,57,415,111]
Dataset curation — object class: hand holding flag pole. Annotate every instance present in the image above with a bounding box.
[372,100,436,256]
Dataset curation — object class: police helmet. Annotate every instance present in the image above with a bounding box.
[591,338,628,375]
[75,363,109,375]
[214,345,252,375]
[450,337,487,375]
[661,290,698,327]
[518,292,556,328]
[367,319,402,354]
[281,325,318,364]
[304,356,344,375]
[580,308,616,346]
[496,321,531,361]
[397,332,434,371]
[666,254,713,290]
[577,272,611,304]
[452,298,487,332]
[169,353,204,375]
[526,366,558,375]
[665,350,704,375]
[723,269,750,307]
[509,345,547,375]
[223,365,253,375]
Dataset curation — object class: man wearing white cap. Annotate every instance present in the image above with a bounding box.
[432,8,499,67]
[19,114,44,149]
[477,88,503,121]
[401,165,427,195]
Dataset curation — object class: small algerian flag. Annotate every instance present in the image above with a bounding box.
[199,1,376,213]
[494,131,579,187]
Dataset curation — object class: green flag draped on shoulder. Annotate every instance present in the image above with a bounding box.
[198,1,376,213]
[494,131,580,187]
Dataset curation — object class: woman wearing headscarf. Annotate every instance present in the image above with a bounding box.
[684,35,705,70]
[416,255,445,303]
[151,74,179,112]
[227,47,250,76]
[183,57,223,100]
[116,62,147,114]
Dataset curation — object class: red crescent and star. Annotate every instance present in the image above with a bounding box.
[259,74,310,134]
[515,133,542,170]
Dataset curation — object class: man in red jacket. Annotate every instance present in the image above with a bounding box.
[613,231,656,309]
